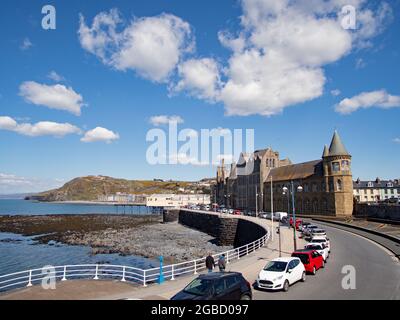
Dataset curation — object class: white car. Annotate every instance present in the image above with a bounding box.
[310,228,326,237]
[274,212,288,221]
[305,243,329,261]
[302,225,319,236]
[310,236,331,252]
[228,209,234,214]
[257,257,306,292]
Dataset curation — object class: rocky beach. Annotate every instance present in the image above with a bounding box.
[0,214,232,264]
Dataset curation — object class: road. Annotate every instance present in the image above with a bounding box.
[253,222,400,300]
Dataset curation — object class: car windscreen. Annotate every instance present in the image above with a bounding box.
[263,261,287,272]
[292,253,309,264]
[311,239,325,243]
[306,245,321,250]
[183,278,213,296]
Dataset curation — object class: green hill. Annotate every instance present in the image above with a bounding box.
[26,175,212,202]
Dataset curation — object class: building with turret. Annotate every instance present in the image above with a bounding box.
[216,130,354,216]
[263,131,353,216]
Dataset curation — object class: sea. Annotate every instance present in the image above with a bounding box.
[0,199,159,276]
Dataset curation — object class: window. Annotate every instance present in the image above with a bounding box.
[332,162,340,172]
[341,160,350,171]
[368,182,373,187]
[337,180,343,191]
[387,182,393,187]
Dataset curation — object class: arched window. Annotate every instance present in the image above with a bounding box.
[312,199,318,213]
[337,179,343,191]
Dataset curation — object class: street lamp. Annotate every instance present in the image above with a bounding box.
[282,182,303,251]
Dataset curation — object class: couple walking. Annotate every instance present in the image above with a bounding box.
[205,253,226,273]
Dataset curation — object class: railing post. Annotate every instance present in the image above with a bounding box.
[27,270,32,287]
[93,265,99,280]
[171,265,175,280]
[121,266,126,282]
[246,244,249,256]
[61,266,67,281]
[226,251,229,264]
[237,248,240,259]
[143,270,147,287]
[194,260,198,275]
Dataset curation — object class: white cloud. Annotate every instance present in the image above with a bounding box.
[81,127,119,143]
[20,38,32,50]
[149,115,184,126]
[78,10,194,82]
[393,138,400,144]
[331,89,341,96]
[335,90,400,114]
[0,173,65,194]
[173,58,221,101]
[355,58,366,69]
[0,116,81,137]
[47,71,65,82]
[19,81,85,116]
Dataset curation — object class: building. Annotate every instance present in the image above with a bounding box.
[353,178,400,203]
[216,149,291,211]
[146,194,211,207]
[216,130,354,217]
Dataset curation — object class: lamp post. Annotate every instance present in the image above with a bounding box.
[282,182,303,251]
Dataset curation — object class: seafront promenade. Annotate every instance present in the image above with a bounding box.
[1,214,301,300]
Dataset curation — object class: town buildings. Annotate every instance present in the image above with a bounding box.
[215,131,354,217]
[353,178,400,203]
[146,194,211,207]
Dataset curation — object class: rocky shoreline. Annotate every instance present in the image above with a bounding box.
[0,215,232,264]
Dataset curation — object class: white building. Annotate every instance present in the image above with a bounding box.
[353,178,400,203]
[146,194,211,207]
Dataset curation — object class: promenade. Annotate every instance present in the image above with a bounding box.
[1,215,305,300]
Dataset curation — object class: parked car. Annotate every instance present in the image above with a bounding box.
[290,217,302,229]
[233,210,242,215]
[228,209,234,214]
[257,257,306,292]
[274,212,288,221]
[260,212,271,219]
[302,225,319,237]
[305,243,329,261]
[310,228,327,237]
[300,222,313,232]
[171,272,252,300]
[291,249,325,275]
[310,236,331,252]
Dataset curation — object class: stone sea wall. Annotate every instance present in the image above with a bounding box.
[163,209,268,247]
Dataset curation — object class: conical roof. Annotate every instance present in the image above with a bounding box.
[322,144,329,157]
[328,130,350,156]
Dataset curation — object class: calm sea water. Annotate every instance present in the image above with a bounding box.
[0,199,159,276]
[0,199,151,215]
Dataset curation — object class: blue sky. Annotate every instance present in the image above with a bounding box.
[0,0,399,193]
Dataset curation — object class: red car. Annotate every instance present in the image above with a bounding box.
[290,217,303,230]
[233,210,242,215]
[291,249,324,275]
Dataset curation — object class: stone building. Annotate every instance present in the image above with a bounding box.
[263,131,353,216]
[216,130,354,217]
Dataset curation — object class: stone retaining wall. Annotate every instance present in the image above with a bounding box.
[163,209,267,247]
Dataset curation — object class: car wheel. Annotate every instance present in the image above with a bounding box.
[312,266,316,275]
[301,271,306,282]
[240,294,251,300]
[283,280,289,292]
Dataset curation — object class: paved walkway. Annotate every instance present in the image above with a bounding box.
[1,217,306,300]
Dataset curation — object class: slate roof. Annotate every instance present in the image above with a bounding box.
[267,160,323,182]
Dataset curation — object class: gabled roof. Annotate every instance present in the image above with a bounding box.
[328,130,350,156]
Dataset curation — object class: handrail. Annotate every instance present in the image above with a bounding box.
[0,219,270,293]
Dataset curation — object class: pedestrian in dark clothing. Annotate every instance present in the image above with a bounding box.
[205,253,215,273]
[218,254,226,272]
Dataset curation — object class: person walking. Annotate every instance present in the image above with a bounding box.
[205,253,215,273]
[218,254,226,272]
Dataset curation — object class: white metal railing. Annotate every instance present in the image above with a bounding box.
[0,228,270,293]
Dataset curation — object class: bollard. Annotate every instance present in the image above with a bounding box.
[158,256,165,284]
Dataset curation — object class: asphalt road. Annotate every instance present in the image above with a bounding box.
[253,223,400,300]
